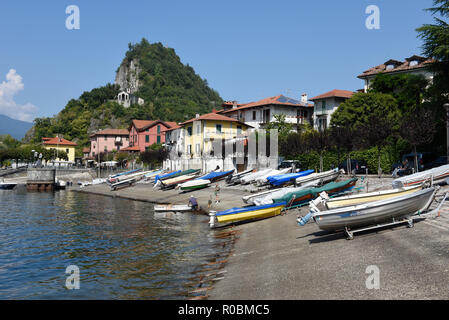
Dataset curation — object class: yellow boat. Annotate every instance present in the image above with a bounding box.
[215,202,287,224]
[325,185,423,209]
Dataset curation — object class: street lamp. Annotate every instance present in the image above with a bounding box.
[444,103,449,164]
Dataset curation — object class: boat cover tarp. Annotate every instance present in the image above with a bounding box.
[273,178,358,204]
[197,170,234,180]
[267,170,314,186]
[155,170,181,183]
[216,201,287,217]
[160,169,198,181]
[392,164,449,188]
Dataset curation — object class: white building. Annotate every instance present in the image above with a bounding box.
[219,94,314,132]
[116,88,144,108]
[309,89,354,131]
[358,55,435,92]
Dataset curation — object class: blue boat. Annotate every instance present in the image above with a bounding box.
[196,170,235,183]
[267,170,314,186]
[154,170,181,183]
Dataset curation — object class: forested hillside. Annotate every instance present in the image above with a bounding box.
[26,38,223,155]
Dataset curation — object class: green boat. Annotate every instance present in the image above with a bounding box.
[179,179,211,191]
[272,178,358,209]
[159,169,200,181]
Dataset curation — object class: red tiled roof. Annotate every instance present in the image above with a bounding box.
[161,124,182,132]
[130,120,177,131]
[90,128,129,137]
[309,89,354,101]
[357,56,436,78]
[42,137,77,146]
[180,112,251,127]
[121,146,140,151]
[222,95,312,114]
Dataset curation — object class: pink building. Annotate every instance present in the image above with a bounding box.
[126,120,177,152]
[89,129,130,157]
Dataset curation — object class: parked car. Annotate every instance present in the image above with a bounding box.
[426,156,448,170]
[391,152,438,174]
[338,159,368,174]
[278,160,301,172]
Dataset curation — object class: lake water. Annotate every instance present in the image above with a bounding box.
[0,188,228,299]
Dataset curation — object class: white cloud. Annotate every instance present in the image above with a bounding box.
[0,69,37,122]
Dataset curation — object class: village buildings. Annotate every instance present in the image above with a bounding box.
[42,137,77,162]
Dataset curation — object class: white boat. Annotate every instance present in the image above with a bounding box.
[324,185,423,209]
[227,168,255,184]
[295,168,341,186]
[154,204,193,212]
[255,168,292,185]
[299,187,436,232]
[243,180,319,205]
[240,168,274,185]
[392,164,449,188]
[0,182,17,190]
[178,179,211,191]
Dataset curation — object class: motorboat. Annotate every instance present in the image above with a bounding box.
[196,170,235,183]
[210,201,287,227]
[242,180,319,205]
[179,179,211,191]
[272,178,358,209]
[324,184,423,209]
[299,187,436,232]
[266,170,315,187]
[392,164,449,188]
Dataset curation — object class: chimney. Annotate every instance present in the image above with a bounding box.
[232,101,238,109]
[195,114,200,119]
[212,108,217,113]
[301,93,308,104]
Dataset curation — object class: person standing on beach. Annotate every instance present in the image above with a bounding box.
[214,184,220,204]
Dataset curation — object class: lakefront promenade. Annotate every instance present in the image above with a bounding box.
[72,176,449,299]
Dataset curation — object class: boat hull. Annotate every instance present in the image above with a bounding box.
[216,202,286,223]
[0,183,17,190]
[325,185,422,209]
[314,187,436,231]
[274,178,358,208]
[179,179,211,191]
[154,204,192,212]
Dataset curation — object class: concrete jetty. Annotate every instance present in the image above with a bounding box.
[26,168,56,191]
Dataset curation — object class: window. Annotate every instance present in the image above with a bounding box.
[117,146,120,151]
[216,124,222,134]
[104,136,107,141]
[187,127,192,136]
[157,135,161,144]
[145,135,149,143]
[104,146,108,152]
[252,111,256,120]
[66,149,69,154]
[196,124,201,135]
[195,143,200,154]
[157,125,160,134]
[237,126,242,135]
[187,144,192,154]
[322,100,326,110]
[410,60,418,67]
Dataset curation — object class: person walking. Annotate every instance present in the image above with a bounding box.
[214,184,221,204]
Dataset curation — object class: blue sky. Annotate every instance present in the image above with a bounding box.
[0,0,435,122]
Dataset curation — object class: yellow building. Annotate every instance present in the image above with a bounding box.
[42,137,77,162]
[180,112,251,156]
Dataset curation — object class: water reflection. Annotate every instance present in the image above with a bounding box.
[0,189,222,299]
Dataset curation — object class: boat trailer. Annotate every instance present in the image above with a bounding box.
[343,191,449,240]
